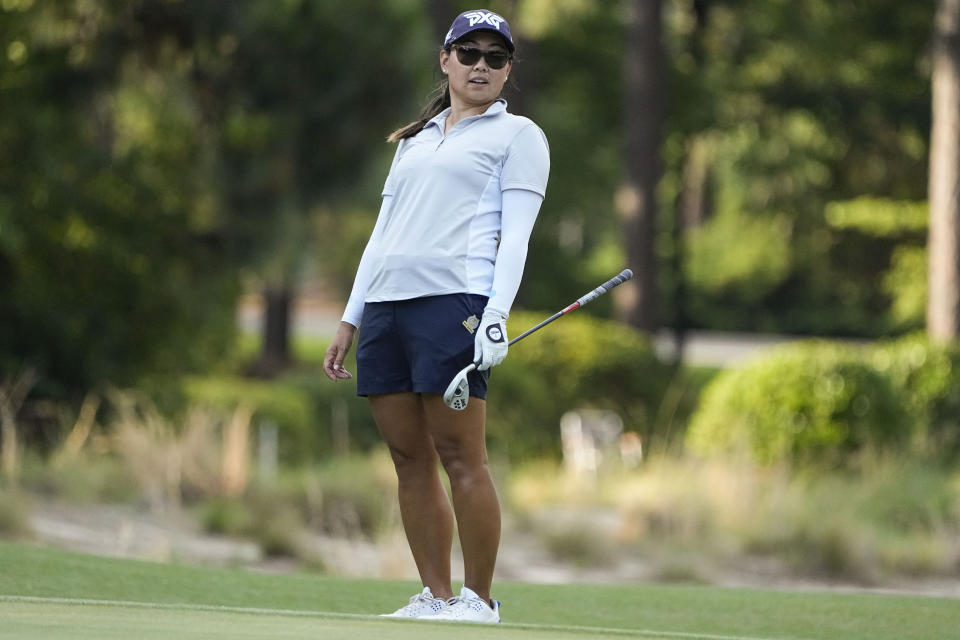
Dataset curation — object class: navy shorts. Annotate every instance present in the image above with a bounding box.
[356,293,491,399]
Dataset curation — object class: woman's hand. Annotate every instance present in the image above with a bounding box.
[323,321,357,381]
[473,310,508,370]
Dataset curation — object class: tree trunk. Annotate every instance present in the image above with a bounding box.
[250,285,293,378]
[928,0,960,341]
[615,0,665,332]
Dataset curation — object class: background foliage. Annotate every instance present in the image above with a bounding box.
[687,335,960,467]
[0,0,951,461]
[490,312,669,459]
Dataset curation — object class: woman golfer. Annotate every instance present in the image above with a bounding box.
[323,9,549,623]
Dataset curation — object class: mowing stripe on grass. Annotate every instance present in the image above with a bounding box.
[0,594,790,640]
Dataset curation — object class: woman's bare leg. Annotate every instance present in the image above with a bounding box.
[421,394,500,604]
[369,392,454,599]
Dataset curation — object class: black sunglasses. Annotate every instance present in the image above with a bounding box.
[451,44,512,70]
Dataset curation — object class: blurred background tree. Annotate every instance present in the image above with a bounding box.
[0,0,427,398]
[665,0,935,336]
[180,1,427,377]
[0,0,238,409]
[927,0,960,341]
[615,0,665,333]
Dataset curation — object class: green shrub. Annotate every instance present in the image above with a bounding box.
[687,335,960,467]
[197,498,254,536]
[686,341,911,467]
[869,335,960,456]
[488,312,669,460]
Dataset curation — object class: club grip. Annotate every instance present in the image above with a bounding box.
[575,268,633,307]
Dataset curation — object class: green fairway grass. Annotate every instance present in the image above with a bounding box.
[0,541,956,639]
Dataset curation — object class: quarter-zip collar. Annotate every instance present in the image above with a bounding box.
[424,99,507,135]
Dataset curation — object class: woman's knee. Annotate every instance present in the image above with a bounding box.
[420,394,488,486]
[434,438,485,485]
[386,442,438,480]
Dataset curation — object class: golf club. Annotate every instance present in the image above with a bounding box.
[442,268,634,410]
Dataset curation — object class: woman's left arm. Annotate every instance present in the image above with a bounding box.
[473,125,549,370]
[485,188,544,317]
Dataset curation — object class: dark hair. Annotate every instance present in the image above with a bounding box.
[386,73,451,143]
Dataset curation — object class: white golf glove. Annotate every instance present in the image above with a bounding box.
[474,310,508,371]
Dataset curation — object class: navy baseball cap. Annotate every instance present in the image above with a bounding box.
[443,9,514,52]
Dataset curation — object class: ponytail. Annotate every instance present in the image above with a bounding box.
[386,78,451,143]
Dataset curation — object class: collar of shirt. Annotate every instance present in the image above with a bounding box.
[424,98,507,132]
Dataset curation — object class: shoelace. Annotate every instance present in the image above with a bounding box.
[445,595,488,611]
[403,591,438,611]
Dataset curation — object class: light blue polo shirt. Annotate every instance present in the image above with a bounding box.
[363,99,550,304]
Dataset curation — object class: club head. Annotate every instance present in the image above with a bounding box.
[443,364,474,411]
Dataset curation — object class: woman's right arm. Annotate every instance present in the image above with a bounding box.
[323,194,392,381]
[340,194,392,327]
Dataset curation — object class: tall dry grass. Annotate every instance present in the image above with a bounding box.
[0,369,36,485]
[106,390,253,511]
[9,388,253,510]
[9,379,957,585]
[9,386,401,564]
[509,456,960,583]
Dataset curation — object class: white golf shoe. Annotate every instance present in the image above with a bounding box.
[379,586,448,619]
[432,586,501,623]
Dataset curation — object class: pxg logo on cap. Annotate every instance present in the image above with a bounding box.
[443,9,515,52]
